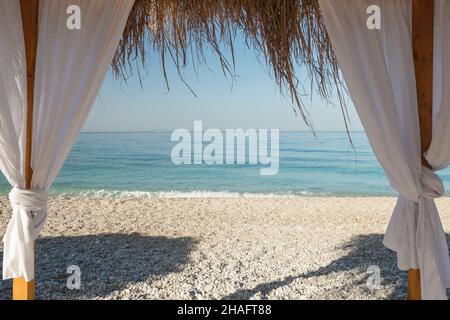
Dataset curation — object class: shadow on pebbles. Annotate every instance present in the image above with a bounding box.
[2,232,443,300]
[0,233,197,300]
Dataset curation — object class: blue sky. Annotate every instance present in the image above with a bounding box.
[83,34,363,132]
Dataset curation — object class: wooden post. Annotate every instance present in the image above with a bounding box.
[411,0,434,301]
[13,0,39,301]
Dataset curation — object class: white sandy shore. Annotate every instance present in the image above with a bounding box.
[1,196,450,300]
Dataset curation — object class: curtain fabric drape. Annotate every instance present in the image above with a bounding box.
[319,0,450,299]
[0,0,134,281]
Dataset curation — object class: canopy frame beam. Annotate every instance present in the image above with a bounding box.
[13,0,40,301]
[411,0,434,300]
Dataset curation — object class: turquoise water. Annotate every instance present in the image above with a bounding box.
[2,131,450,197]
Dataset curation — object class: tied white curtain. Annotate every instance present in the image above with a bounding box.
[0,0,134,281]
[319,0,450,299]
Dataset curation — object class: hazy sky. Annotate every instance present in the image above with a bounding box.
[83,34,363,132]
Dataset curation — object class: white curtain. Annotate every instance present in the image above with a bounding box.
[0,0,134,281]
[319,0,450,299]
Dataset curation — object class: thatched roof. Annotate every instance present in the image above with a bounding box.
[112,0,349,132]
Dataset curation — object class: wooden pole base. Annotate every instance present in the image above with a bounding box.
[12,278,35,300]
[407,269,422,300]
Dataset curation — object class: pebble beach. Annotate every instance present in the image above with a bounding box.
[1,196,450,300]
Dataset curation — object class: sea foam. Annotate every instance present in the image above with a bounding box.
[55,189,327,198]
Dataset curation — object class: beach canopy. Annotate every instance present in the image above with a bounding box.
[0,0,449,300]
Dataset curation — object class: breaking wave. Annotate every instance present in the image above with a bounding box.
[54,189,331,198]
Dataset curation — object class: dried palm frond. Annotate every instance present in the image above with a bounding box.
[112,0,350,133]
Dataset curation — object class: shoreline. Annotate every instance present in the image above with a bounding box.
[0,190,402,199]
[1,196,449,299]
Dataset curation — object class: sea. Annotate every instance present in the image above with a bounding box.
[2,131,450,197]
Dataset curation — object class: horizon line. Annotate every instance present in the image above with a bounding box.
[80,130,365,134]
[80,128,364,135]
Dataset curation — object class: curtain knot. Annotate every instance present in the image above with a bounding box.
[420,166,444,199]
[3,188,48,281]
[9,187,48,211]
